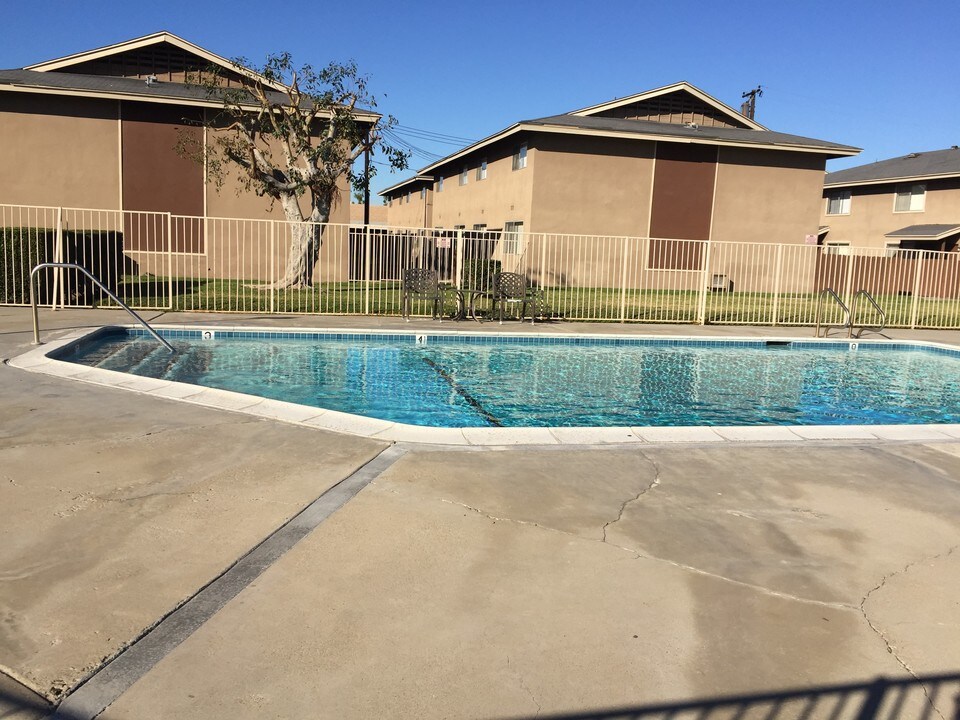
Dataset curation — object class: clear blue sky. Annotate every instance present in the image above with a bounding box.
[4,0,959,197]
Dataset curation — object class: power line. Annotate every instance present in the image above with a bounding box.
[381,128,443,162]
[394,124,476,144]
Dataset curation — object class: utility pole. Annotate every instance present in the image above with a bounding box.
[363,132,371,226]
[740,85,763,120]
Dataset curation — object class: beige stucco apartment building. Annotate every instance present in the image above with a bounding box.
[381,82,859,245]
[821,148,960,253]
[0,32,366,224]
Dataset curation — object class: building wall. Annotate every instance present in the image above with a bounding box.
[0,93,121,210]
[349,203,388,225]
[529,135,655,236]
[430,136,535,231]
[384,187,432,228]
[0,93,352,224]
[820,177,960,250]
[713,147,826,244]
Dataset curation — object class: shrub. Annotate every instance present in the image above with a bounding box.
[462,259,501,290]
[0,227,126,305]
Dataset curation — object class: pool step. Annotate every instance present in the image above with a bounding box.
[93,341,159,371]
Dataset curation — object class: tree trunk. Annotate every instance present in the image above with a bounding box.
[259,194,329,289]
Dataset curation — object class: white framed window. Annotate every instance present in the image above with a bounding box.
[460,166,469,186]
[512,144,527,171]
[436,176,444,192]
[884,241,901,257]
[825,189,851,215]
[503,221,524,254]
[824,242,851,256]
[894,183,925,212]
[477,159,487,181]
[473,223,487,231]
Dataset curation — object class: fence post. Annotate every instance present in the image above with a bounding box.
[51,207,64,310]
[697,240,712,325]
[909,251,924,329]
[166,213,174,310]
[771,243,784,326]
[363,224,372,316]
[618,235,630,323]
[454,228,464,289]
[269,220,276,314]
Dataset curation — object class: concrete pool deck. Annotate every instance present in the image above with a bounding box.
[2,306,960,719]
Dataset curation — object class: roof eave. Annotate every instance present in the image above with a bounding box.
[378,175,435,196]
[825,171,960,189]
[407,121,857,180]
[0,82,380,122]
[885,226,960,241]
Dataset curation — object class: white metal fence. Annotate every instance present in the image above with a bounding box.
[4,202,960,328]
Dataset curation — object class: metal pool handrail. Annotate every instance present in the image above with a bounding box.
[849,289,887,338]
[29,262,174,353]
[813,288,850,338]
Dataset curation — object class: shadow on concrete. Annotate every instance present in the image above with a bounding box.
[0,673,52,720]
[498,672,960,720]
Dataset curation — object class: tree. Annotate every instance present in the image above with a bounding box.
[182,55,407,289]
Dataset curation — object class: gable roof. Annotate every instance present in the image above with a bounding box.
[825,147,960,188]
[567,81,766,131]
[23,31,286,91]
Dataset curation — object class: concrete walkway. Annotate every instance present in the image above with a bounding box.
[2,307,960,719]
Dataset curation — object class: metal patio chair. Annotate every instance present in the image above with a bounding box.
[491,272,535,324]
[402,268,443,322]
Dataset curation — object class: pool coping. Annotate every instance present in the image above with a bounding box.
[10,323,960,447]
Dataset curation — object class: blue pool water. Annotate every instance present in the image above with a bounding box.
[58,330,960,428]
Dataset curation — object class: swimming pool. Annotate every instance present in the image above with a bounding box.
[52,328,960,429]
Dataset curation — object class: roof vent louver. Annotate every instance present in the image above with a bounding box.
[145,75,159,86]
[684,121,700,130]
[906,152,919,158]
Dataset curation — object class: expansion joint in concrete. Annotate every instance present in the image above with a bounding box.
[49,443,407,720]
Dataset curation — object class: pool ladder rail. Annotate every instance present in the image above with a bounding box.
[29,262,174,353]
[814,288,887,339]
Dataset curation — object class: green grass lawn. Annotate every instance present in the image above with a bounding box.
[97,276,960,328]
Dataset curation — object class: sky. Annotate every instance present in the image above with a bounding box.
[4,0,959,197]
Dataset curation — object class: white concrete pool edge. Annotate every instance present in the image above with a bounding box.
[10,323,960,447]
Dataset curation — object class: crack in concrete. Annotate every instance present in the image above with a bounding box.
[601,450,661,544]
[859,544,959,720]
[506,656,541,717]
[441,498,856,612]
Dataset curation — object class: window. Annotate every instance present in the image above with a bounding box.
[473,223,487,231]
[826,189,851,215]
[884,241,901,258]
[436,176,444,192]
[894,183,925,212]
[460,166,469,186]
[503,221,524,254]
[824,242,851,256]
[477,159,487,181]
[512,144,527,171]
